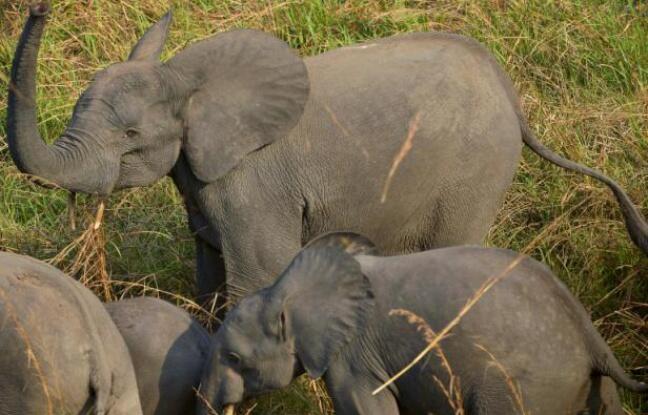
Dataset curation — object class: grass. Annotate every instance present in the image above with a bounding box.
[0,0,646,413]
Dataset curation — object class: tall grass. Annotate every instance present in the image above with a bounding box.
[0,0,646,413]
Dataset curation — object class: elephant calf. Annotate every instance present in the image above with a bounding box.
[105,297,211,415]
[0,252,142,414]
[198,233,647,415]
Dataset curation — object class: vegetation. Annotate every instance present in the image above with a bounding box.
[0,0,646,413]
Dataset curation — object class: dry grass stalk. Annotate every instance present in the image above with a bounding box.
[109,278,219,327]
[194,387,219,415]
[209,1,294,31]
[49,200,112,301]
[308,379,334,414]
[322,103,370,160]
[373,253,526,395]
[244,404,258,415]
[431,348,464,414]
[380,111,423,203]
[237,403,258,415]
[475,343,529,415]
[388,312,533,414]
[194,387,237,415]
[389,309,436,343]
[390,309,465,414]
[373,205,598,400]
[591,269,641,308]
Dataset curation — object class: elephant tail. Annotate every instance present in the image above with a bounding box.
[517,112,648,256]
[547,262,647,394]
[587,327,648,393]
[90,363,111,415]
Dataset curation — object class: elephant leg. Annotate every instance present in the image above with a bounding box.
[324,362,399,415]
[582,376,624,415]
[430,180,513,248]
[327,382,399,415]
[215,195,305,297]
[466,388,523,415]
[195,237,228,319]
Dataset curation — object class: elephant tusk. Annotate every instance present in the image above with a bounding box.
[223,404,235,415]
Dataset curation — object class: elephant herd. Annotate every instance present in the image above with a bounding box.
[1,3,646,415]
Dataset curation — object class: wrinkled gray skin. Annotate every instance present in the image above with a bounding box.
[0,252,142,415]
[199,232,647,415]
[104,297,211,415]
[8,5,647,304]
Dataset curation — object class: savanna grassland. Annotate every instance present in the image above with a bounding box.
[0,0,646,414]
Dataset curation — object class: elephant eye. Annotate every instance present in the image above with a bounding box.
[226,352,242,366]
[125,128,138,138]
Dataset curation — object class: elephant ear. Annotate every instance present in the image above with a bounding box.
[180,29,310,182]
[304,231,380,256]
[128,10,172,61]
[274,246,374,379]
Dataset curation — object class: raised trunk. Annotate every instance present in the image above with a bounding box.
[7,4,106,194]
[7,4,59,177]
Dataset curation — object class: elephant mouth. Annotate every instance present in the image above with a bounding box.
[223,404,236,415]
[116,152,148,189]
[116,150,162,190]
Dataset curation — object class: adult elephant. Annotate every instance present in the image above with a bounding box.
[7,4,647,303]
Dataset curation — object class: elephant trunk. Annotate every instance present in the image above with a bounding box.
[196,375,223,415]
[197,366,243,415]
[7,3,110,194]
[8,4,60,179]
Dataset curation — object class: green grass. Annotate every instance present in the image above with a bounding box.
[0,0,646,413]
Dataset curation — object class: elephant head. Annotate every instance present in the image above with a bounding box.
[197,232,376,414]
[7,3,309,195]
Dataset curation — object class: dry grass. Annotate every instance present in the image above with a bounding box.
[49,201,112,300]
[380,110,423,203]
[0,0,646,413]
[195,387,219,415]
[474,343,528,414]
[374,211,581,395]
[387,306,532,414]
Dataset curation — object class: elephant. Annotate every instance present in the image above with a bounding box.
[7,4,647,305]
[197,232,647,415]
[0,251,142,415]
[104,296,211,415]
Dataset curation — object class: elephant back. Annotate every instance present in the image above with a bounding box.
[105,296,211,415]
[0,252,142,414]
